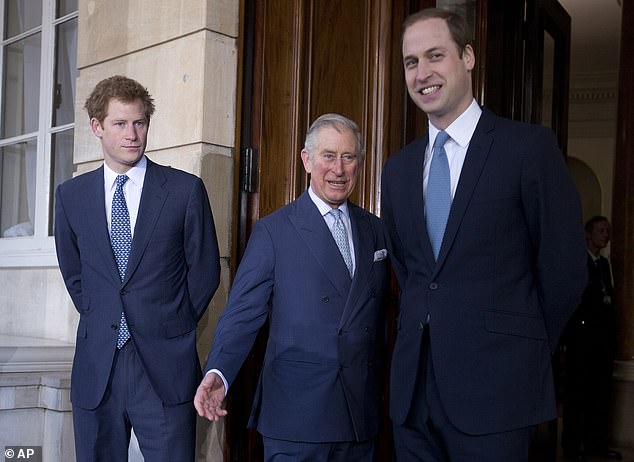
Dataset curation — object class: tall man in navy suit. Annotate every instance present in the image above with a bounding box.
[381,8,587,461]
[55,75,220,461]
[194,113,388,461]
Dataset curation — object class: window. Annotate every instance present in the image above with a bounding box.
[0,0,77,266]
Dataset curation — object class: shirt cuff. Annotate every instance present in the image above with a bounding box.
[206,369,229,397]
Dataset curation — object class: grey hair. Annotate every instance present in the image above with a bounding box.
[303,113,365,162]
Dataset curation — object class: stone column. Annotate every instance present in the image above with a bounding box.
[609,0,634,449]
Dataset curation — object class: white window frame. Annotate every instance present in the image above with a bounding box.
[0,1,77,267]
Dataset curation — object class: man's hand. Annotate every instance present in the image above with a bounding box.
[194,372,228,421]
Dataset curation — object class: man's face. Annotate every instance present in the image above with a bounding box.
[587,220,611,251]
[91,98,149,174]
[402,17,475,129]
[301,125,360,208]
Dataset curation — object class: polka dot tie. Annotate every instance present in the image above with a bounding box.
[329,208,353,277]
[111,175,131,349]
[425,131,451,260]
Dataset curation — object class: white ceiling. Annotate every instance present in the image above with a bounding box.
[559,0,622,78]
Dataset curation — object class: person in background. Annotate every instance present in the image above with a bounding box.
[55,75,220,461]
[381,8,587,461]
[561,216,622,461]
[195,113,388,462]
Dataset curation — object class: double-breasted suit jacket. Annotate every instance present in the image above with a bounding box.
[381,108,587,435]
[55,158,220,409]
[205,191,388,442]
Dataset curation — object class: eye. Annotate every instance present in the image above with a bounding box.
[404,58,417,69]
[322,153,336,161]
[342,154,357,164]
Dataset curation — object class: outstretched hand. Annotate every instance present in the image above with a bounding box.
[194,372,228,421]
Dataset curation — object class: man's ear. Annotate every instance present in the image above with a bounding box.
[300,149,313,174]
[90,117,103,138]
[463,44,475,71]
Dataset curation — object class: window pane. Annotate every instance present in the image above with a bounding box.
[57,0,77,18]
[49,129,74,235]
[53,18,78,127]
[4,0,42,38]
[1,32,42,138]
[1,139,37,237]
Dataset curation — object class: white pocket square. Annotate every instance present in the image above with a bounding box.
[374,249,388,262]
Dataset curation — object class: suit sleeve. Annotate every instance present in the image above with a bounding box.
[521,128,587,351]
[381,159,408,287]
[54,185,83,311]
[184,178,221,321]
[203,220,275,386]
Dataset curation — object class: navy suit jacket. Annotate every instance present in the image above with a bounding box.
[55,158,220,409]
[381,108,587,434]
[204,191,388,442]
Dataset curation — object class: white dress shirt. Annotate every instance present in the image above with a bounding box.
[308,186,356,276]
[104,156,147,237]
[423,99,482,201]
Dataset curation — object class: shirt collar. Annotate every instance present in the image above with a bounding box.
[588,249,601,261]
[104,155,147,190]
[429,99,482,148]
[308,186,350,218]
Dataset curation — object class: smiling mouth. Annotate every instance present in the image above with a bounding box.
[327,180,347,187]
[420,85,441,95]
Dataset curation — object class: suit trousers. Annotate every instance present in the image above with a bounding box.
[262,436,375,462]
[393,328,534,462]
[72,341,196,462]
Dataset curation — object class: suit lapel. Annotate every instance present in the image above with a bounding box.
[404,137,437,265]
[340,204,373,324]
[86,167,121,285]
[435,109,495,270]
[123,160,168,285]
[289,192,352,298]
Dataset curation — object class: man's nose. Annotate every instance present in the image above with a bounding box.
[416,61,431,81]
[332,157,345,174]
[125,125,138,139]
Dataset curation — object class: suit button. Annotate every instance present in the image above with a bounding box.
[337,328,343,336]
[120,289,127,295]
[111,324,118,330]
[321,296,329,303]
[429,282,439,290]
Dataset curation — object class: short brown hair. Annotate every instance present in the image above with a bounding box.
[84,75,155,123]
[402,8,472,57]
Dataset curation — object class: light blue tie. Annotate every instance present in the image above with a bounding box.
[329,208,353,277]
[111,175,131,349]
[426,131,451,260]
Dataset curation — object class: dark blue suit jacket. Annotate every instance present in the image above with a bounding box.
[381,108,587,434]
[205,191,388,442]
[55,158,220,409]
